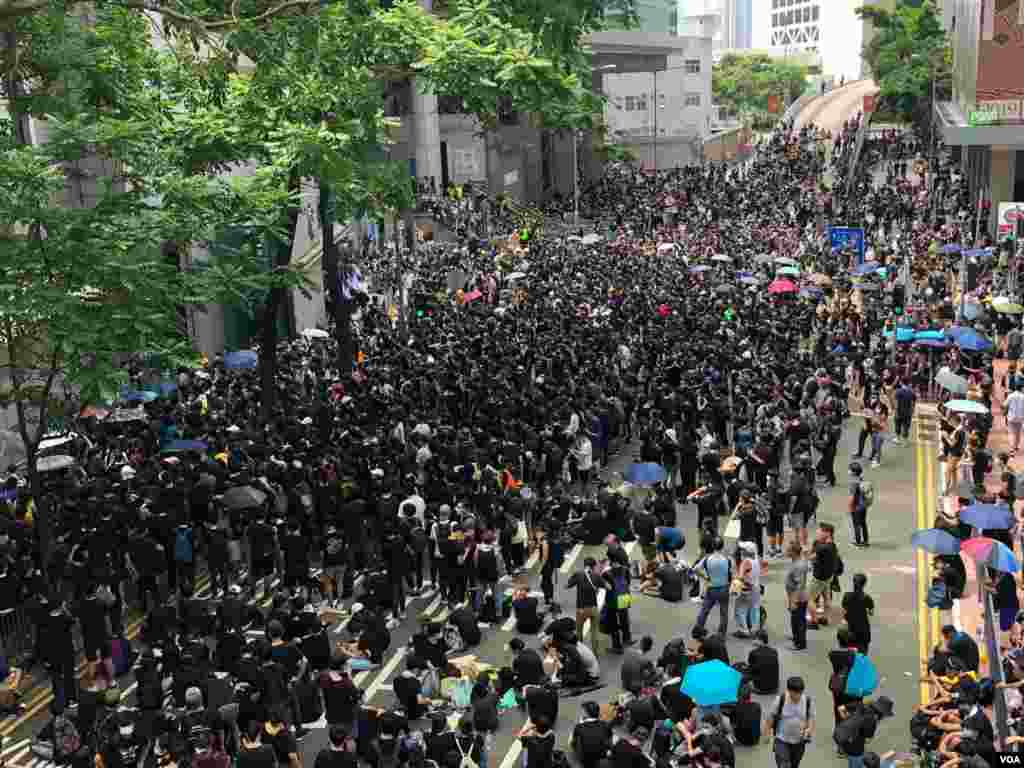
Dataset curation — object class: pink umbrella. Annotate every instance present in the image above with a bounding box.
[463,289,482,303]
[767,279,798,295]
[657,303,671,318]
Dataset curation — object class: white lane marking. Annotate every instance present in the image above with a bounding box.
[559,544,584,575]
[498,723,527,768]
[423,595,443,616]
[121,681,139,701]
[525,550,540,570]
[363,648,408,702]
[1,739,29,757]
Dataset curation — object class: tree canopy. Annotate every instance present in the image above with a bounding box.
[856,0,950,121]
[712,52,809,122]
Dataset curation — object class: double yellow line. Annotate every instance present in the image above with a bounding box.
[915,425,941,705]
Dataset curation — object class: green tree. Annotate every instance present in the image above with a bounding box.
[0,7,299,575]
[856,1,951,122]
[712,52,809,123]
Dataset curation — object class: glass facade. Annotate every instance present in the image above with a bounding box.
[611,0,679,35]
[735,0,753,48]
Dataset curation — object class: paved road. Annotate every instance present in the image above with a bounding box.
[795,80,879,136]
[0,416,933,767]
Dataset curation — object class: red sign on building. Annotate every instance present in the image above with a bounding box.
[863,94,876,113]
[767,95,781,114]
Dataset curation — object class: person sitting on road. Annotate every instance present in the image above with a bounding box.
[511,588,544,635]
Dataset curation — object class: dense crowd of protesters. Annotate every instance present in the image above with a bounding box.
[0,107,1010,768]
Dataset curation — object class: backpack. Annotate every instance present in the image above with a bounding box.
[54,715,81,758]
[477,548,499,582]
[652,719,676,757]
[455,737,478,768]
[409,526,428,554]
[858,480,874,510]
[771,693,810,736]
[549,538,565,569]
[833,711,870,754]
[325,535,344,557]
[175,527,194,563]
[436,523,457,556]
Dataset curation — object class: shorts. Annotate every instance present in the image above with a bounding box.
[808,577,831,602]
[768,514,785,536]
[641,544,658,561]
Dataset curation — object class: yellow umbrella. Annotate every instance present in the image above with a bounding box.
[993,303,1024,314]
[810,273,833,287]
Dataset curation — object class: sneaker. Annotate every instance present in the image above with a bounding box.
[787,644,807,652]
[892,437,901,445]
[871,460,880,468]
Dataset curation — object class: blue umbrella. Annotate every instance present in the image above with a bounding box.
[738,276,760,285]
[845,653,879,697]
[911,528,961,555]
[162,440,209,454]
[916,329,946,341]
[941,244,962,254]
[960,503,1014,531]
[851,262,881,276]
[915,339,948,349]
[799,288,822,299]
[883,327,915,343]
[689,265,712,274]
[122,390,158,403]
[954,329,993,352]
[680,660,742,707]
[224,350,259,370]
[624,463,667,486]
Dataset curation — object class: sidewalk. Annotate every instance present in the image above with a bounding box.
[946,358,1020,665]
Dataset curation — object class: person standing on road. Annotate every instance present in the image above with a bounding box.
[567,557,602,654]
[784,540,809,652]
[842,573,875,654]
[894,379,916,445]
[808,523,841,628]
[694,535,731,637]
[847,463,872,548]
[1005,383,1024,454]
[769,676,815,768]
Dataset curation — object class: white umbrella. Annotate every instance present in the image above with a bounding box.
[993,296,1012,306]
[37,454,75,472]
[712,254,732,263]
[581,233,603,246]
[657,243,675,253]
[567,235,583,243]
[507,272,527,282]
[775,257,798,266]
[945,399,989,415]
[301,328,329,339]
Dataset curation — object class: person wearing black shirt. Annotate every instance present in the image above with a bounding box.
[747,631,780,694]
[355,706,384,768]
[448,605,481,650]
[571,702,612,768]
[238,722,277,768]
[320,658,361,726]
[835,701,878,761]
[524,682,559,725]
[620,637,656,695]
[654,563,684,602]
[567,558,602,653]
[731,692,762,747]
[509,639,545,689]
[425,716,456,766]
[378,709,409,761]
[808,524,839,628]
[828,629,862,733]
[512,589,543,635]
[941,624,980,673]
[263,708,299,768]
[392,657,431,721]
[313,726,357,768]
[520,716,557,768]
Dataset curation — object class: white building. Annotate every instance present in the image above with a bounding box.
[752,0,867,83]
[597,32,713,168]
[677,0,752,51]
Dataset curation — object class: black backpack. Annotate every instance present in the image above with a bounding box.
[549,538,565,569]
[436,523,458,556]
[409,525,428,554]
[477,548,499,582]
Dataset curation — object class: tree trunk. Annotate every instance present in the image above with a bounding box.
[319,183,356,375]
[258,169,302,422]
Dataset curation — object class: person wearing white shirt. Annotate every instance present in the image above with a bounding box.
[571,434,593,494]
[400,490,426,525]
[1006,385,1024,453]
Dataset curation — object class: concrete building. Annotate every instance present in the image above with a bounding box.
[933,0,1024,239]
[677,0,752,51]
[594,32,713,170]
[752,0,869,82]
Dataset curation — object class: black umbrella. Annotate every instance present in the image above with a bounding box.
[222,485,267,510]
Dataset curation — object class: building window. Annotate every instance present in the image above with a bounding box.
[637,94,648,111]
[685,93,701,107]
[772,13,777,26]
[684,59,701,74]
[625,96,636,111]
[803,6,810,21]
[812,5,818,20]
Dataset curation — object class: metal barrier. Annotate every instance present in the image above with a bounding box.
[0,607,36,663]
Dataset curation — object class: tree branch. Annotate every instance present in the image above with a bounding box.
[31,349,59,447]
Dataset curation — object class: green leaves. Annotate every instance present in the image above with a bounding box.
[712,52,809,119]
[855,1,950,121]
